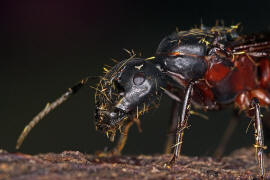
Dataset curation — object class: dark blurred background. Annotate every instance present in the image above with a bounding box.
[1,0,270,156]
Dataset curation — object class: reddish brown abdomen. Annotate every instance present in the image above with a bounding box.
[204,55,258,105]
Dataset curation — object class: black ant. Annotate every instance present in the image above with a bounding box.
[17,24,270,179]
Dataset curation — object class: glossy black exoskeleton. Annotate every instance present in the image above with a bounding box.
[94,57,166,140]
[17,24,270,178]
[156,31,208,81]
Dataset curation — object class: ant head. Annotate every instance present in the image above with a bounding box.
[156,31,208,81]
[94,57,166,141]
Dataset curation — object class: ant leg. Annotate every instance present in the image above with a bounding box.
[16,77,90,150]
[110,120,134,155]
[169,82,194,165]
[164,100,180,154]
[249,98,266,179]
[214,111,239,158]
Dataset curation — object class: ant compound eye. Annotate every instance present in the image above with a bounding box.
[133,72,145,85]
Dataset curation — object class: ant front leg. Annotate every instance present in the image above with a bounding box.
[164,100,180,154]
[110,120,135,155]
[97,119,135,157]
[169,82,194,165]
[248,98,267,179]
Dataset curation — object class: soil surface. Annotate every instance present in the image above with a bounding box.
[0,148,269,180]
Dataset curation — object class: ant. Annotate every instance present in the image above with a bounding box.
[16,23,270,179]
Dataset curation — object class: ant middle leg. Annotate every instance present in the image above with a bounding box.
[214,110,240,158]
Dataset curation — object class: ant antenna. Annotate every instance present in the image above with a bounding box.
[16,76,97,150]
